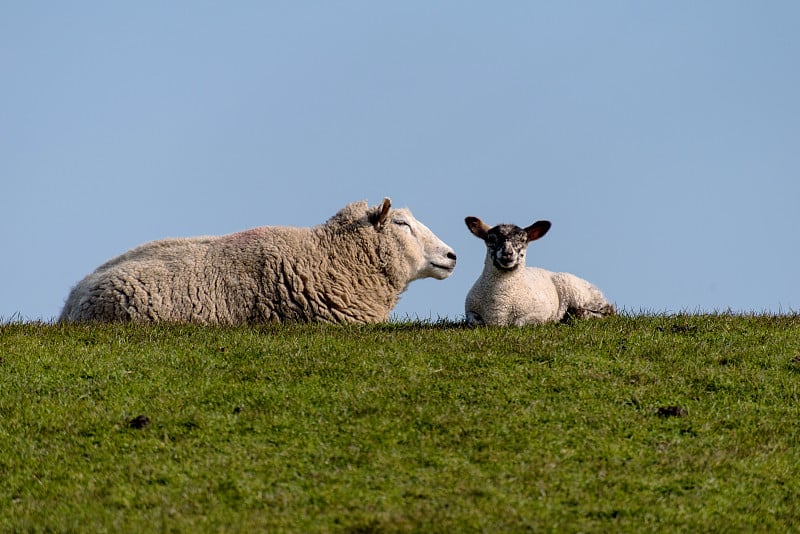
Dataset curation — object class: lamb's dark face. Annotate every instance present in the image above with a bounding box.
[485,225,530,271]
[465,216,552,272]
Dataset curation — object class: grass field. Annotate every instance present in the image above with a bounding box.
[1,314,799,532]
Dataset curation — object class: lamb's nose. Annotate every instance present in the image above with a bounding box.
[447,251,457,261]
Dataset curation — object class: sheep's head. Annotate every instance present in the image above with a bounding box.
[465,216,551,271]
[370,198,457,282]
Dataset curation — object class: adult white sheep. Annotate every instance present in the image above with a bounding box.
[464,216,614,326]
[59,198,457,324]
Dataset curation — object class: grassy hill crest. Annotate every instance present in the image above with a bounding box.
[2,314,799,531]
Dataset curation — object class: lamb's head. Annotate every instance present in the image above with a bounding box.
[465,216,551,271]
[370,198,457,282]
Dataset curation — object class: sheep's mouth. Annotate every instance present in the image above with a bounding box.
[431,262,455,272]
[429,261,456,280]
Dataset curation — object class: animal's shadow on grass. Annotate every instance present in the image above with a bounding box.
[377,317,472,331]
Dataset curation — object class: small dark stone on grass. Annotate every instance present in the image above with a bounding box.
[656,405,687,418]
[233,406,244,414]
[128,415,150,429]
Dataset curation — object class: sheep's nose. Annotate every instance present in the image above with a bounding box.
[447,251,457,261]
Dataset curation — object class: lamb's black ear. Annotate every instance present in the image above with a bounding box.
[525,220,551,242]
[465,216,491,240]
[369,197,392,227]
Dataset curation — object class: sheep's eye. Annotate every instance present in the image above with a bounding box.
[393,220,415,236]
[486,235,497,245]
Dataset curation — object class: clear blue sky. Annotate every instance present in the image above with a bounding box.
[2,2,799,322]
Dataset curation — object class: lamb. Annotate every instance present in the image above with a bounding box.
[464,216,614,326]
[59,198,457,324]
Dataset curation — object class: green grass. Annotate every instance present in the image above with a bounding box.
[2,315,800,532]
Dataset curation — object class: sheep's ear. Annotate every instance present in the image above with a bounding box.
[465,216,491,240]
[525,220,551,242]
[370,197,392,227]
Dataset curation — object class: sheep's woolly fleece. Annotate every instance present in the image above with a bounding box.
[464,216,615,326]
[60,198,457,324]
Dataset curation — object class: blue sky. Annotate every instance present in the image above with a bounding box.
[2,2,799,322]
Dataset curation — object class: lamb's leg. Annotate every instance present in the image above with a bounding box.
[551,272,615,320]
[566,304,616,319]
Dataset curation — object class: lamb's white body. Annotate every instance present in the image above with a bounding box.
[60,198,457,324]
[464,217,614,326]
[466,264,613,326]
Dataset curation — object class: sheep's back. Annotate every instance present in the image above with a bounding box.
[210,225,398,323]
[61,219,406,324]
[60,237,224,322]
